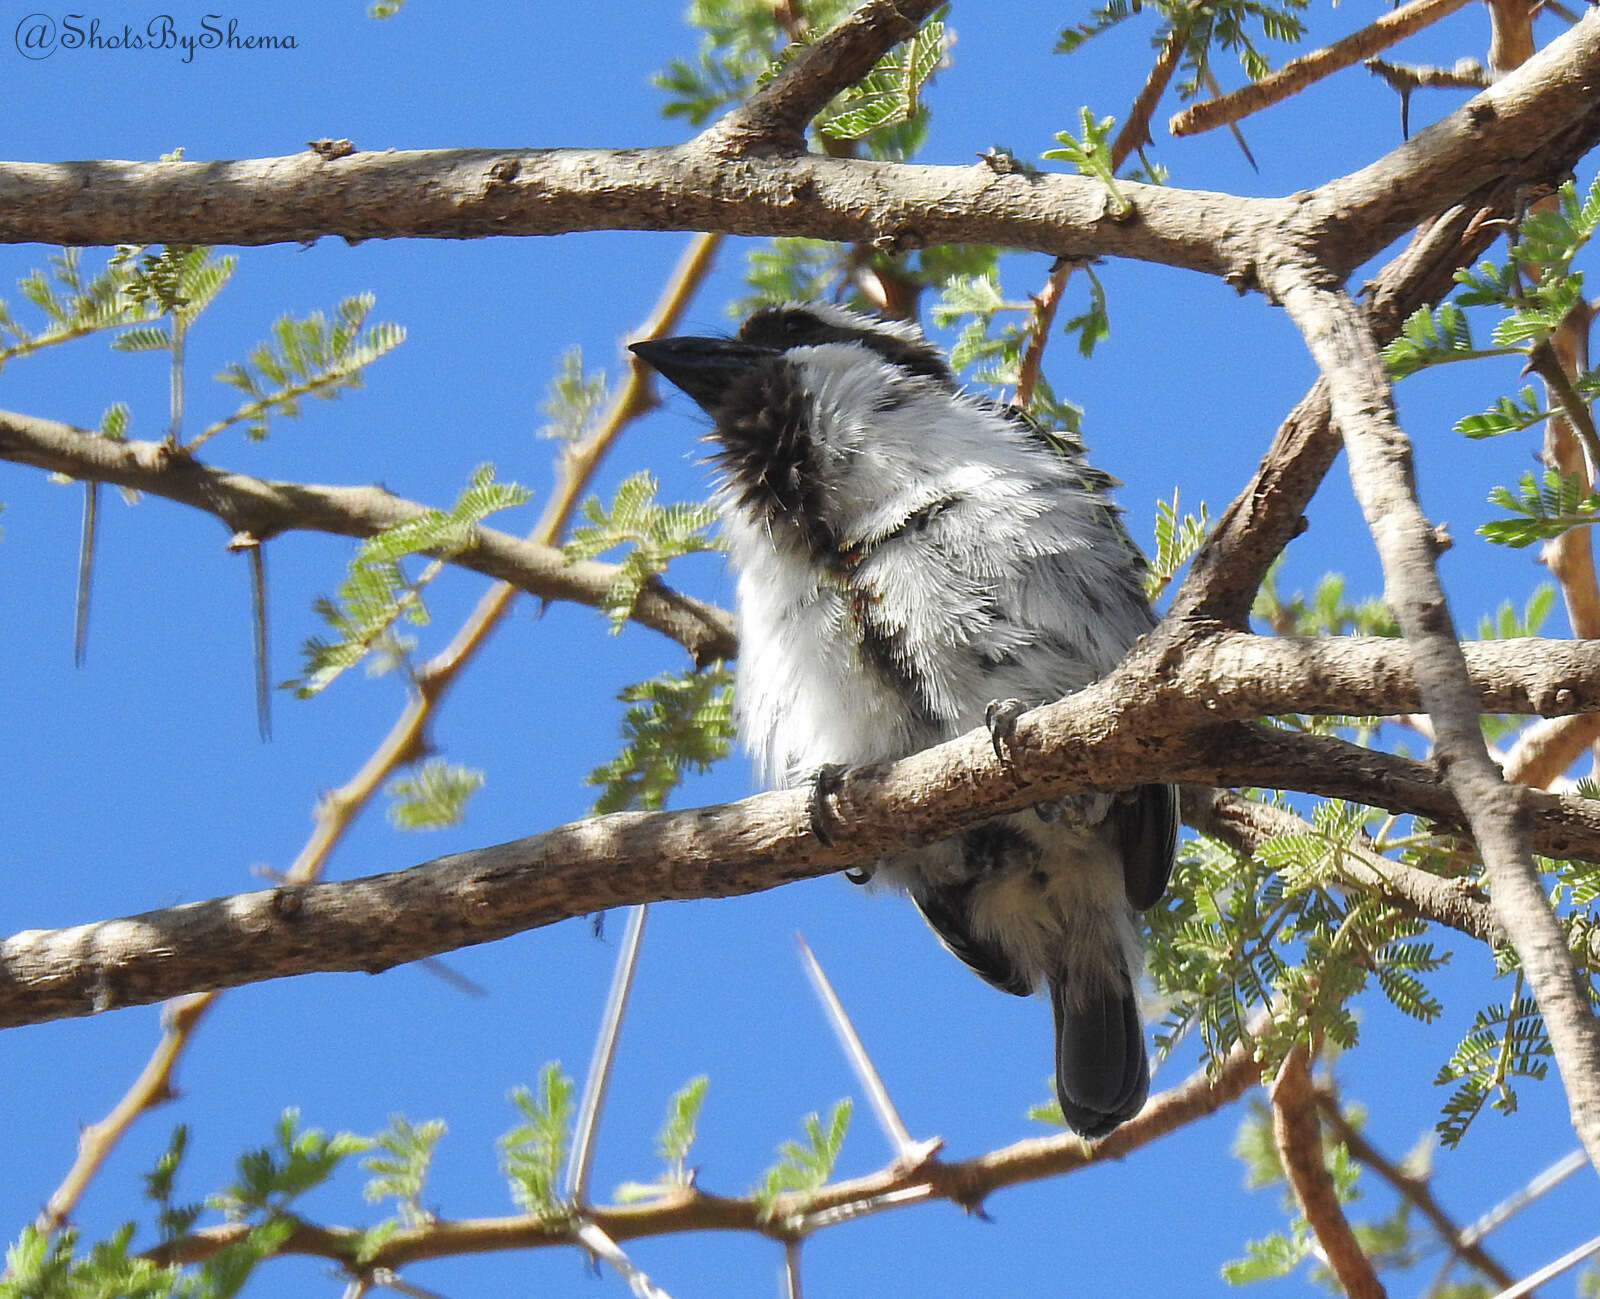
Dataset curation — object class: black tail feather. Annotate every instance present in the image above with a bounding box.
[1048,973,1149,1139]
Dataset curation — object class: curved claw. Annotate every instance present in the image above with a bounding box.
[985,698,1028,768]
[807,763,848,848]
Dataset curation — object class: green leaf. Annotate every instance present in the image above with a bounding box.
[291,466,531,695]
[208,292,405,442]
[815,17,947,141]
[362,1113,447,1227]
[587,664,735,813]
[753,1098,852,1219]
[616,1075,711,1202]
[1434,988,1550,1146]
[1480,469,1600,548]
[1477,584,1554,640]
[539,346,610,443]
[1062,265,1111,358]
[1380,302,1493,378]
[216,1109,371,1217]
[1454,385,1548,439]
[563,471,721,632]
[1042,108,1130,214]
[1146,489,1210,600]
[387,759,484,830]
[499,1063,576,1218]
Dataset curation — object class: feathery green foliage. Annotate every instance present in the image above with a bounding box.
[586,664,735,813]
[539,346,610,443]
[811,13,946,141]
[1434,982,1552,1147]
[1057,0,1309,98]
[1147,800,1448,1079]
[292,465,531,696]
[564,471,721,632]
[0,247,162,373]
[1253,567,1399,638]
[655,0,784,125]
[1147,489,1210,600]
[363,1114,447,1227]
[1480,469,1600,549]
[615,1076,711,1202]
[930,272,1086,429]
[1476,584,1554,641]
[499,1064,577,1218]
[208,293,404,443]
[145,1126,203,1245]
[753,1099,852,1220]
[387,759,484,829]
[215,1109,371,1217]
[1043,110,1130,216]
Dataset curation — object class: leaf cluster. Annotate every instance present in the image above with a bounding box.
[210,293,405,443]
[499,1063,577,1219]
[1057,0,1308,98]
[1147,800,1448,1083]
[564,471,721,632]
[752,1098,852,1221]
[292,465,531,697]
[614,1076,710,1202]
[586,664,735,813]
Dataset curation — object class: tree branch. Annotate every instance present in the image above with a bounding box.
[1169,0,1476,137]
[0,407,738,667]
[7,630,1600,1029]
[1313,1087,1518,1292]
[1271,1046,1388,1299]
[708,0,942,152]
[0,12,1589,295]
[1268,268,1600,1168]
[147,1030,1265,1271]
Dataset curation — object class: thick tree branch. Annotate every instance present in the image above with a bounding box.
[7,629,1600,1030]
[1269,269,1600,1168]
[0,407,738,666]
[1304,9,1600,276]
[0,12,1589,298]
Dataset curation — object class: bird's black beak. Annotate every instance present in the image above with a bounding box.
[629,336,777,415]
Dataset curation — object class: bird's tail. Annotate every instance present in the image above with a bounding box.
[1048,967,1149,1140]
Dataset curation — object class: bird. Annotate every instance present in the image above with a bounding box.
[629,301,1176,1139]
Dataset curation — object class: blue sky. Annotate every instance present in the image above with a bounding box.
[0,3,1595,1296]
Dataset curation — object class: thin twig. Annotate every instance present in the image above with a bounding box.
[73,482,95,668]
[145,1033,1266,1270]
[1458,1148,1589,1246]
[573,1220,674,1299]
[1170,0,1476,136]
[1314,1089,1516,1290]
[1489,1231,1600,1299]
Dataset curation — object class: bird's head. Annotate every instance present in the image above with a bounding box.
[630,303,962,557]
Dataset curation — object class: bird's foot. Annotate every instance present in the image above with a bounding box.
[985,698,1029,770]
[806,762,848,849]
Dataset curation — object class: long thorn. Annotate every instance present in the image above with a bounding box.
[797,933,926,1163]
[566,904,648,1203]
[73,481,97,667]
